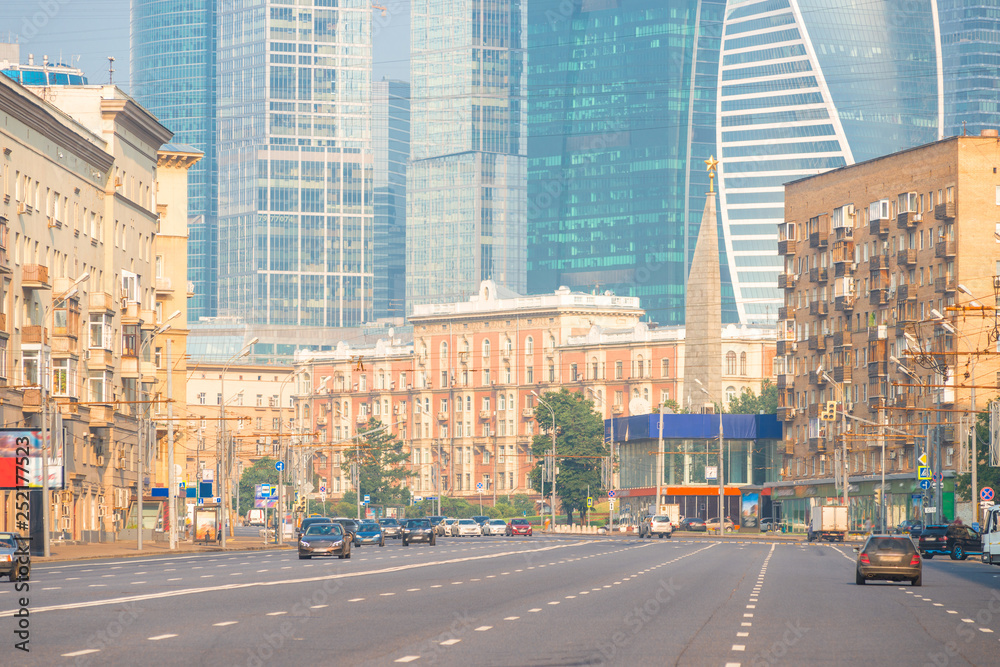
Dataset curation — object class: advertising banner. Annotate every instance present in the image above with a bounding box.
[741,492,760,530]
[0,428,64,490]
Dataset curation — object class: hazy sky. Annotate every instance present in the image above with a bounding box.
[2,0,410,94]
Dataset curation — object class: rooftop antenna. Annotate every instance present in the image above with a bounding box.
[107,56,115,85]
[963,121,967,137]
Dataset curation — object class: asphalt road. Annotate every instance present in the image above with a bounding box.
[4,534,1000,666]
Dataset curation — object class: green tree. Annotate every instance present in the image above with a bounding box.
[236,457,282,518]
[956,404,1000,505]
[342,418,414,513]
[529,389,607,525]
[726,379,778,414]
[509,493,534,516]
[653,399,685,414]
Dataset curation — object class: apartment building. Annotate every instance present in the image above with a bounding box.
[775,133,1000,528]
[0,74,192,541]
[293,281,776,505]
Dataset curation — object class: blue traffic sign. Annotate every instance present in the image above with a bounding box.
[275,461,285,472]
[920,480,931,490]
[476,483,483,491]
[917,466,931,480]
[608,490,616,498]
[981,487,995,502]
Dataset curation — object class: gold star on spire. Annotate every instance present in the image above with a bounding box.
[705,155,719,193]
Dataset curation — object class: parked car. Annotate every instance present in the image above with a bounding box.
[0,533,28,581]
[506,518,533,536]
[298,523,351,560]
[679,517,707,532]
[402,518,436,546]
[378,517,402,539]
[640,515,674,539]
[706,517,736,532]
[919,523,982,560]
[297,516,333,540]
[760,518,775,532]
[472,515,490,528]
[354,521,385,547]
[453,518,482,537]
[441,518,459,536]
[482,519,508,536]
[894,519,924,536]
[426,516,447,536]
[856,534,921,586]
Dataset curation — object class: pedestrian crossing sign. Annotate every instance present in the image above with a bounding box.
[918,466,931,480]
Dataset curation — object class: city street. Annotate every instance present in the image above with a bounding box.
[3,535,1000,665]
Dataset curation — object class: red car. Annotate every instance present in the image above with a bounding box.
[506,518,533,536]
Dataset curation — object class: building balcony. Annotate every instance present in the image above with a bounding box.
[809,437,825,453]
[155,276,173,294]
[870,289,888,306]
[868,361,888,378]
[896,249,917,266]
[122,301,141,324]
[934,276,956,294]
[776,374,793,389]
[87,348,114,368]
[896,284,916,302]
[23,325,46,344]
[869,218,890,236]
[835,294,856,311]
[894,394,916,410]
[934,239,956,259]
[833,365,851,384]
[0,312,6,333]
[775,339,796,356]
[809,231,828,249]
[832,239,854,264]
[479,410,491,420]
[808,403,820,418]
[778,306,792,320]
[121,355,139,379]
[22,388,42,411]
[140,309,157,329]
[396,411,408,422]
[777,273,796,290]
[869,255,890,271]
[90,404,114,426]
[868,395,887,411]
[89,291,115,312]
[778,240,795,255]
[896,211,920,228]
[807,335,826,351]
[809,267,828,283]
[611,404,624,415]
[809,370,825,386]
[934,202,955,220]
[810,301,828,317]
[521,408,533,418]
[777,407,796,422]
[21,264,50,290]
[833,331,852,349]
[355,413,368,425]
[437,412,449,421]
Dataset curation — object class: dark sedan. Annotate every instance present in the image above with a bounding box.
[378,517,403,539]
[297,516,333,540]
[402,518,437,546]
[856,534,921,586]
[298,524,351,560]
[354,521,385,547]
[0,533,28,581]
[679,517,707,532]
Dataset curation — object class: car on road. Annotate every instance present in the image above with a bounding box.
[441,518,459,536]
[402,518,437,546]
[354,521,385,547]
[506,518,533,536]
[298,523,351,560]
[329,518,360,544]
[0,533,28,581]
[482,519,508,536]
[378,517,402,539]
[919,524,983,560]
[472,515,490,528]
[640,515,674,539]
[426,516,447,536]
[760,518,775,532]
[706,517,736,532]
[894,519,924,537]
[856,534,921,586]
[297,516,333,540]
[679,517,707,532]
[453,518,482,537]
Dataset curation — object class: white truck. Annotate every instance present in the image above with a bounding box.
[657,504,681,529]
[246,508,265,526]
[982,505,1000,565]
[807,505,848,542]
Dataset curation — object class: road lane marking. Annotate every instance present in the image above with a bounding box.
[311,604,328,609]
[504,616,519,620]
[266,612,287,616]
[475,626,492,631]
[737,632,749,637]
[407,588,421,592]
[42,587,61,591]
[131,582,146,585]
[548,601,560,605]
[979,628,993,633]
[349,598,365,602]
[380,593,395,597]
[732,645,745,651]
[528,608,541,612]
[168,578,182,582]
[62,650,100,657]
[148,634,178,641]
[214,622,238,626]
[440,639,461,646]
[395,657,420,663]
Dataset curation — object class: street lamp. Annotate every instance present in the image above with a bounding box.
[220,337,258,547]
[531,391,556,531]
[819,365,850,529]
[276,367,305,545]
[695,379,725,536]
[39,272,89,557]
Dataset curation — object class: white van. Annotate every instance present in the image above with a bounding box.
[982,506,1000,565]
[246,508,265,526]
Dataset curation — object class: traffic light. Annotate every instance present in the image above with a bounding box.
[873,488,882,504]
[820,401,838,421]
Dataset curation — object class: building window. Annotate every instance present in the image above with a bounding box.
[504,365,511,384]
[570,364,578,381]
[89,313,112,350]
[526,366,534,384]
[483,338,491,360]
[725,386,737,403]
[740,352,747,376]
[615,361,623,379]
[52,358,75,396]
[661,358,670,378]
[88,370,110,402]
[726,351,737,375]
[525,337,533,355]
[548,364,555,382]
[198,392,206,405]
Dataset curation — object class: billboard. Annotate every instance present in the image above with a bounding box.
[0,428,64,490]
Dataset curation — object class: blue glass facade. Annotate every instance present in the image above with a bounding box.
[373,79,409,320]
[132,0,218,322]
[407,0,527,309]
[940,0,1000,136]
[716,0,941,324]
[526,0,736,327]
[215,0,374,327]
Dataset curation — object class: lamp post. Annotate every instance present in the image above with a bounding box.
[695,379,725,536]
[39,272,89,557]
[220,337,258,548]
[277,368,304,545]
[531,391,556,530]
[820,367,850,530]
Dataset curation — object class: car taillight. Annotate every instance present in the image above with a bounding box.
[860,554,870,565]
[909,554,921,566]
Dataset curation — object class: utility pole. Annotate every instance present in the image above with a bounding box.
[167,339,176,550]
[971,356,978,526]
[138,380,144,552]
[879,409,886,533]
[718,409,725,536]
[655,402,665,515]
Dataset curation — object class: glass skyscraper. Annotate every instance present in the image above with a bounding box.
[215,0,374,327]
[132,0,218,321]
[373,78,409,320]
[407,0,527,310]
[526,0,735,327]
[716,0,941,323]
[940,0,1000,136]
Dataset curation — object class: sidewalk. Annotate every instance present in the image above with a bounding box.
[35,534,293,563]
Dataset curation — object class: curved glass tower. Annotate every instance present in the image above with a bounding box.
[131,0,218,321]
[717,0,941,324]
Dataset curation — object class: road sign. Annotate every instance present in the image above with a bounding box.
[179,481,186,490]
[911,493,922,501]
[705,465,718,481]
[608,490,616,498]
[608,498,615,511]
[197,498,204,505]
[586,497,593,508]
[320,486,327,493]
[364,494,370,503]
[920,480,931,490]
[261,484,271,496]
[917,466,931,480]
[918,453,928,466]
[981,487,995,502]
[414,496,423,502]
[932,472,943,482]
[924,506,937,513]
[275,461,285,472]
[476,482,483,491]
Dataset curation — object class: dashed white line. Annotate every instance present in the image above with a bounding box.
[62,650,100,657]
[214,621,238,626]
[266,612,287,616]
[440,639,461,646]
[148,634,178,641]
[349,598,365,602]
[395,657,420,663]
[475,626,492,631]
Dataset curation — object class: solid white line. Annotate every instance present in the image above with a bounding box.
[130,582,146,585]
[168,578,182,582]
[148,634,178,641]
[62,649,100,657]
[528,608,541,612]
[42,587,61,591]
[310,604,328,609]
